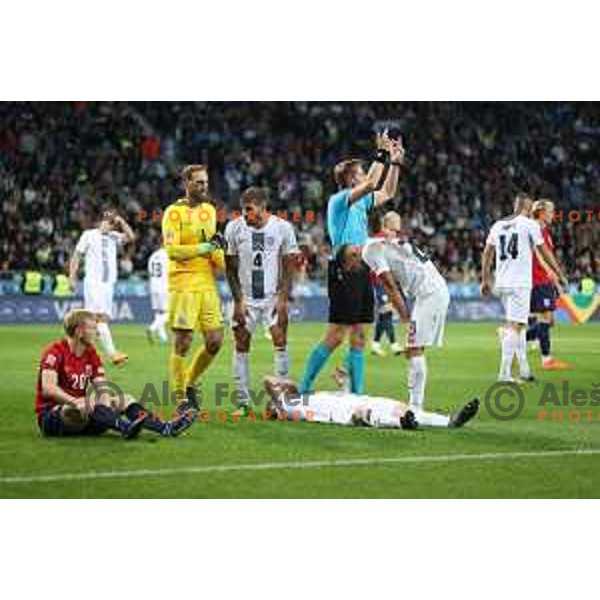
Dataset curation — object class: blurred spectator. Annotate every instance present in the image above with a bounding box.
[1,101,599,283]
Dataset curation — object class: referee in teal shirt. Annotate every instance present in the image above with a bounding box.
[299,132,405,394]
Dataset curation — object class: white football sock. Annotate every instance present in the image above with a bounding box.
[515,328,531,378]
[233,351,250,406]
[274,346,289,377]
[156,312,168,342]
[96,322,116,358]
[499,327,518,380]
[408,355,427,411]
[414,409,450,428]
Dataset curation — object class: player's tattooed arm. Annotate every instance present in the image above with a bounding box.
[379,271,410,323]
[275,254,295,328]
[225,254,247,328]
[278,254,295,300]
[480,244,495,296]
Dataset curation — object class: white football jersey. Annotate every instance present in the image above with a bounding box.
[147,248,168,295]
[486,214,544,289]
[305,391,402,426]
[362,237,447,298]
[74,229,126,285]
[225,216,299,300]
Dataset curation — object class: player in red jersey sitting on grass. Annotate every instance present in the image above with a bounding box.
[36,309,194,439]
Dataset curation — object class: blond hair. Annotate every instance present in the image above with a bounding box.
[63,309,96,337]
[532,198,555,217]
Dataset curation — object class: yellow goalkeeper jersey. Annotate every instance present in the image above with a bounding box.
[161,199,224,292]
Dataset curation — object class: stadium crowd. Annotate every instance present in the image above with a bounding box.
[1,101,599,286]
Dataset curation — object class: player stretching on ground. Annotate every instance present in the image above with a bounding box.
[146,246,169,344]
[263,375,479,430]
[299,133,404,395]
[162,165,226,411]
[481,193,567,383]
[69,207,134,365]
[526,199,571,370]
[361,211,451,423]
[224,187,299,412]
[36,309,193,438]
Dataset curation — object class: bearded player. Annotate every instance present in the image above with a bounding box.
[36,309,194,438]
[526,199,571,370]
[162,165,226,411]
[224,187,299,412]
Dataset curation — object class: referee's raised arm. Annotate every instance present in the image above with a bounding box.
[343,131,391,205]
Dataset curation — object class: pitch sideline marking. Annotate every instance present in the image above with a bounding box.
[1,448,600,485]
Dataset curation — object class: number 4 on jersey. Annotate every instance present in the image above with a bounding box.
[499,233,519,261]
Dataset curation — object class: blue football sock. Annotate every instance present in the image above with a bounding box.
[126,402,166,435]
[299,343,332,394]
[345,348,365,394]
[526,321,540,342]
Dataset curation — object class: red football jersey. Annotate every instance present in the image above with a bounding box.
[532,226,554,286]
[35,339,104,417]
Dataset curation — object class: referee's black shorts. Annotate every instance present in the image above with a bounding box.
[327,257,374,325]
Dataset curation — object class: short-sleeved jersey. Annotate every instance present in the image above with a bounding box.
[147,248,168,295]
[486,215,544,290]
[306,391,401,425]
[362,237,447,299]
[35,339,104,417]
[532,226,554,286]
[327,189,374,248]
[161,200,222,292]
[225,216,299,300]
[74,229,126,285]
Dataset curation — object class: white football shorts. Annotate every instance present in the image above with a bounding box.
[83,279,114,319]
[408,286,450,349]
[497,287,531,324]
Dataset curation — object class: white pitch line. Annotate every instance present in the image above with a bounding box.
[1,449,600,485]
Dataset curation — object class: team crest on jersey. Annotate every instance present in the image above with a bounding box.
[266,236,275,248]
[85,364,93,377]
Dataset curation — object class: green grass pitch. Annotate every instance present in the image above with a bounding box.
[0,322,599,498]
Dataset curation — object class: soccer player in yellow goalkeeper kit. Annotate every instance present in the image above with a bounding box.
[162,164,225,411]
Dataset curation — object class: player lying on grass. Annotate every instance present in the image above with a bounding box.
[264,374,479,429]
[36,309,194,439]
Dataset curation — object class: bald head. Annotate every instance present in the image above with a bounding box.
[383,211,402,233]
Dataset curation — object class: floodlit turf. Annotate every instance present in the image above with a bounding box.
[0,322,599,498]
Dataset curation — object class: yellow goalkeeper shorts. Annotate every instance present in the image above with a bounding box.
[168,291,223,332]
